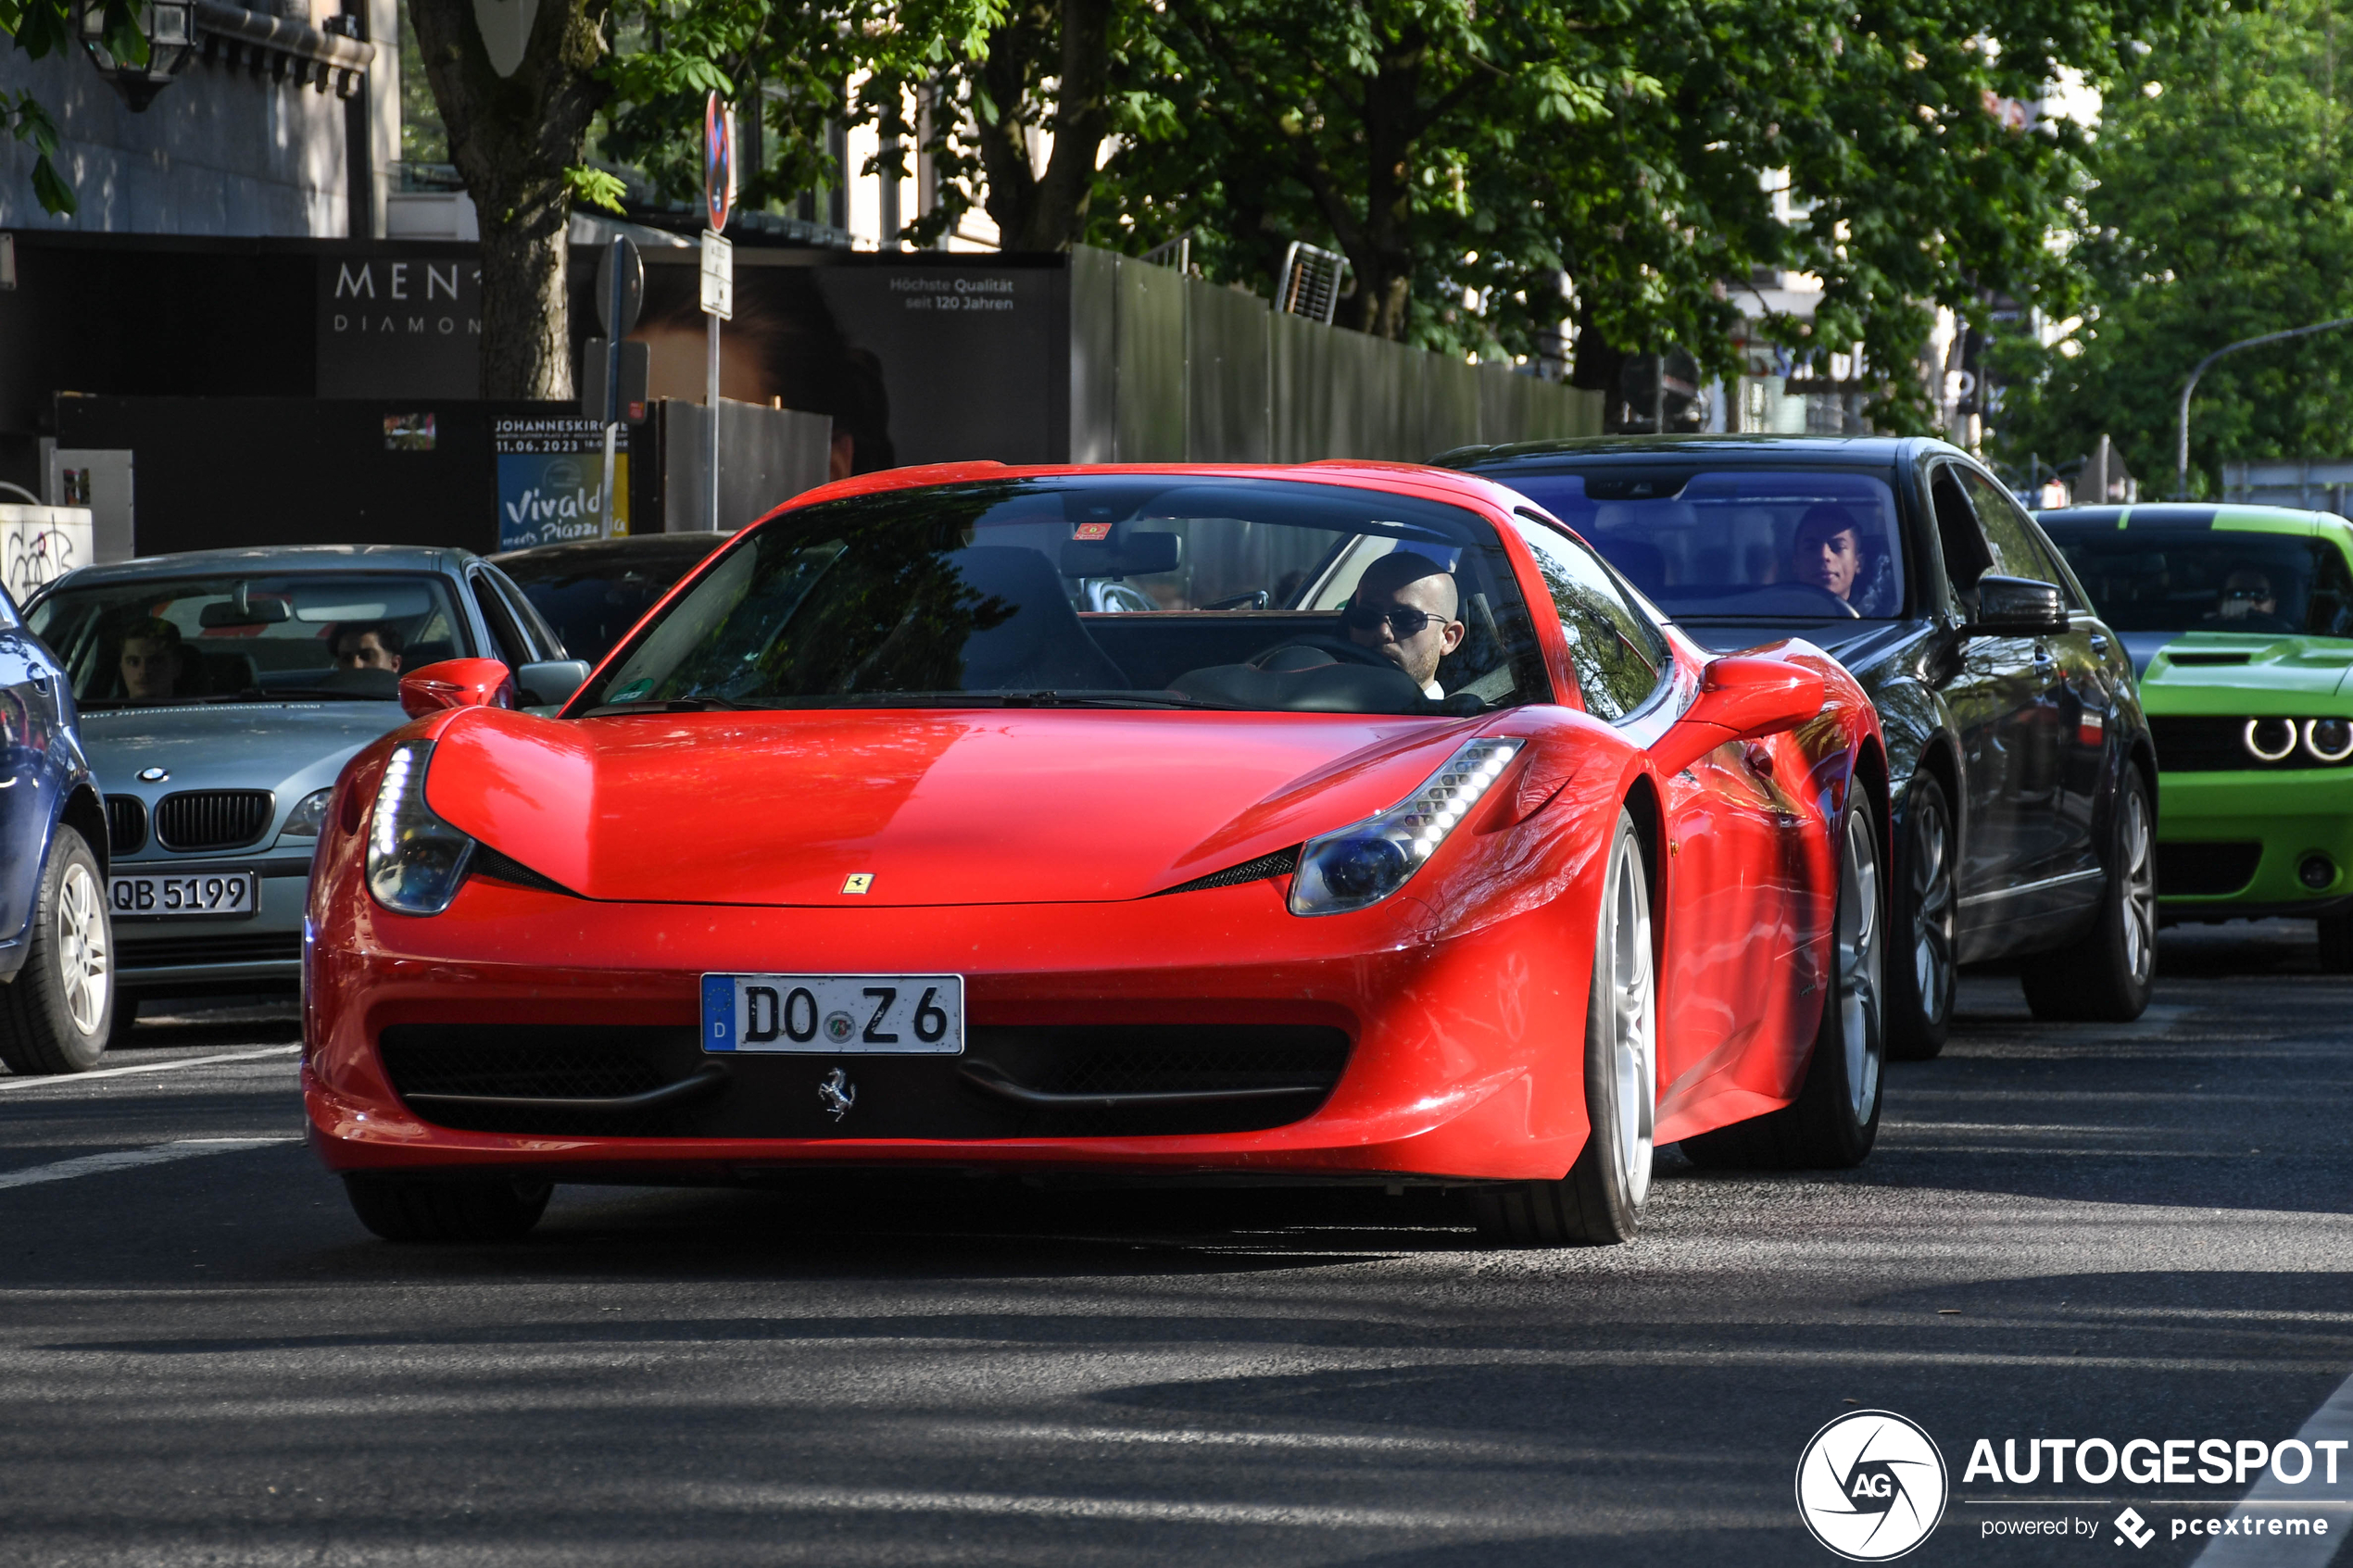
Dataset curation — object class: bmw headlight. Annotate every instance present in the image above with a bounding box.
[1289,738,1522,916]
[365,741,475,916]
[275,785,337,844]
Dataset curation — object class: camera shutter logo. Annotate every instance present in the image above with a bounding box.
[1794,1410,1948,1561]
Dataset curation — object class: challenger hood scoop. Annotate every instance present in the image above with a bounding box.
[422,707,1491,906]
[2141,633,2353,695]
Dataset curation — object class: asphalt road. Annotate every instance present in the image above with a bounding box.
[1,924,2348,1568]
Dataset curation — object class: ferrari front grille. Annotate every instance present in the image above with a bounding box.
[1153,847,1302,897]
[153,789,274,852]
[105,797,146,856]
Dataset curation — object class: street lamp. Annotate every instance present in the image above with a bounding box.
[78,0,197,111]
[2176,316,2353,498]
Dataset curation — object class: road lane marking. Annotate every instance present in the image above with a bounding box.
[2196,1366,2353,1567]
[691,1483,1567,1532]
[0,1138,296,1191]
[0,1045,299,1094]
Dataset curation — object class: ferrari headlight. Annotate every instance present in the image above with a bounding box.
[275,786,337,843]
[365,741,475,916]
[1289,738,1522,916]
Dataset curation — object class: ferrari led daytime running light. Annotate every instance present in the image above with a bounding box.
[1290,738,1523,917]
[365,741,477,917]
[2306,718,2353,763]
[2245,718,2298,763]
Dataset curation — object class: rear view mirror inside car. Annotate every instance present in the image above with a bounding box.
[293,582,438,623]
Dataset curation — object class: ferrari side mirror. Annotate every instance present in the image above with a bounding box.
[1648,656,1825,777]
[399,658,518,719]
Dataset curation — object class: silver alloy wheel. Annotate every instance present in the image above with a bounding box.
[1907,789,1954,1023]
[1602,825,1658,1208]
[1839,806,1884,1123]
[2118,784,2156,985]
[56,860,108,1035]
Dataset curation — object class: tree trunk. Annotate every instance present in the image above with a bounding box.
[972,0,1115,252]
[409,0,609,398]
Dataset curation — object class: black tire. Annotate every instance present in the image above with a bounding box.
[0,825,114,1075]
[1885,773,1956,1061]
[1681,786,1887,1170]
[105,994,142,1053]
[1470,809,1655,1247]
[2319,916,2353,974]
[343,1173,552,1243]
[2020,769,2157,1022]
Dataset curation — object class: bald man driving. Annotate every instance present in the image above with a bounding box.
[1342,550,1466,697]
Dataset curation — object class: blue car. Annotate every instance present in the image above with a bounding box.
[0,580,114,1073]
[22,546,585,1023]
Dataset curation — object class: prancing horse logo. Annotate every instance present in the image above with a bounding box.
[817,1068,856,1121]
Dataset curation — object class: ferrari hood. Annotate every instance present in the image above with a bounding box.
[2135,633,2353,700]
[422,707,1501,906]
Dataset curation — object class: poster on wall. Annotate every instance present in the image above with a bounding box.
[493,417,629,551]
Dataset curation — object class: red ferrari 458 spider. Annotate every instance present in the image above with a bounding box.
[303,462,1888,1248]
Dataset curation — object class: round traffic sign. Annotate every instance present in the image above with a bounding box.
[704,92,735,234]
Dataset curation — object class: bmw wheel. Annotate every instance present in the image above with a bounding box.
[1885,773,1956,1060]
[0,825,115,1075]
[1470,807,1656,1246]
[1682,784,1886,1169]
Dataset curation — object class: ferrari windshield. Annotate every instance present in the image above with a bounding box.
[27,572,472,709]
[2039,521,2353,638]
[573,476,1551,715]
[1497,469,1906,620]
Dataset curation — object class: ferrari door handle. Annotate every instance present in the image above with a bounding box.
[1743,743,1774,776]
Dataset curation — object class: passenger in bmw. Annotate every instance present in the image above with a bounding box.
[1341,552,1466,699]
[331,622,406,674]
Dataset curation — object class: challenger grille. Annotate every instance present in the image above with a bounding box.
[2150,715,2353,771]
[2155,842,2260,898]
[153,790,274,852]
[105,797,146,856]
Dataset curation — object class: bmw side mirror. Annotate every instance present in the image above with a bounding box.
[399,659,517,719]
[513,659,592,708]
[1970,575,2070,635]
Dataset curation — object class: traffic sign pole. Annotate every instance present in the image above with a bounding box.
[601,233,625,540]
[702,92,736,533]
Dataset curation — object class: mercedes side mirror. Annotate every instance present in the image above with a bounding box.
[1648,656,1825,777]
[513,659,592,708]
[1970,575,2070,636]
[399,659,517,719]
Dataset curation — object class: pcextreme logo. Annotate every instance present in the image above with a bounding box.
[1796,1410,1952,1561]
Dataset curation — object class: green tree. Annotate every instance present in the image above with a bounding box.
[1993,0,2353,495]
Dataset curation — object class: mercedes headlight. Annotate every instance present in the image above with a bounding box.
[275,785,337,844]
[366,741,475,916]
[1289,738,1522,916]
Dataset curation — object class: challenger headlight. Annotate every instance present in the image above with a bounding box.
[1289,738,1523,917]
[275,786,337,844]
[365,741,475,916]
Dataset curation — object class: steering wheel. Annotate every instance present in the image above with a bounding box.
[1789,583,1862,618]
[1245,633,1400,672]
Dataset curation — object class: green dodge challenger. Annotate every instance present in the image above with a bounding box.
[2039,502,2353,968]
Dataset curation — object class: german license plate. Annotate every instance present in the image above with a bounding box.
[108,869,259,920]
[701,973,964,1055]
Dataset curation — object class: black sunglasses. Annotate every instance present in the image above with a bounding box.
[1340,600,1445,638]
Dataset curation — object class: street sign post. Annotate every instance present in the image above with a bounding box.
[596,233,643,540]
[702,92,736,532]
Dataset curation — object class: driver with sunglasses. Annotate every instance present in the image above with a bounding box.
[1341,551,1466,698]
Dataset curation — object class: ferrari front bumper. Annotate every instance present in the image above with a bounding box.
[302,872,1598,1186]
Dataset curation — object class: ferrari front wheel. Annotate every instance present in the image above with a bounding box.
[343,1174,552,1244]
[1469,808,1656,1248]
[1681,786,1886,1170]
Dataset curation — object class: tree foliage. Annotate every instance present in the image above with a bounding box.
[1992,0,2353,495]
